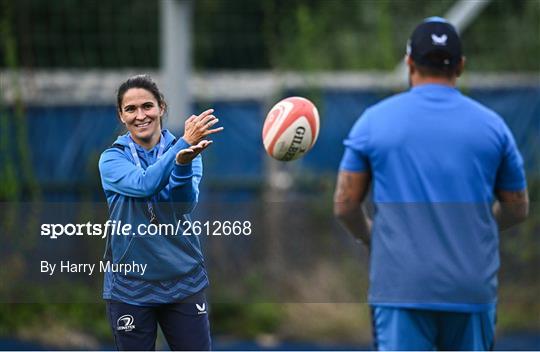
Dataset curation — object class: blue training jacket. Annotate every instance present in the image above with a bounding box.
[99,130,206,285]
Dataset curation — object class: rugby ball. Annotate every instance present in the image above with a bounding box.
[262,96,320,161]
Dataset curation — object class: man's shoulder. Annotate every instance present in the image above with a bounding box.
[369,88,502,121]
[456,94,511,135]
[357,91,417,128]
[366,91,412,115]
[458,93,501,119]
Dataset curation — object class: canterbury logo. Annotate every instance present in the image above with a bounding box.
[196,303,207,314]
[431,33,448,46]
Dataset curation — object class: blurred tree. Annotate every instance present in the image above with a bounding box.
[0,0,40,200]
[0,0,537,71]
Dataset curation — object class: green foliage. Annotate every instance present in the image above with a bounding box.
[263,0,539,71]
[211,303,283,338]
[496,176,540,331]
[463,0,540,71]
[209,272,283,337]
[1,0,538,70]
[1,0,159,68]
[0,0,19,200]
[498,284,540,332]
[0,0,40,200]
[0,284,110,343]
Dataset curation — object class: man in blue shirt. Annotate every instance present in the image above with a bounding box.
[334,17,529,350]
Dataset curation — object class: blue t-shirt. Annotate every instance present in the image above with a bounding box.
[340,84,526,312]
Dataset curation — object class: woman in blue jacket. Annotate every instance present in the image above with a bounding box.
[99,74,222,350]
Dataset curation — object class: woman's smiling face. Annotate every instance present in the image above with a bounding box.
[119,88,164,148]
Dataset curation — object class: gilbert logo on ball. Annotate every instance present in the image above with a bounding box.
[262,96,320,161]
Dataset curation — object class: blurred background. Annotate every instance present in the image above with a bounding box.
[0,0,539,350]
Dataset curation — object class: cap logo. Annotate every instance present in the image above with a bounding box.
[431,34,448,46]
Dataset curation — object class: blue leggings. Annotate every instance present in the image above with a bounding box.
[106,294,211,351]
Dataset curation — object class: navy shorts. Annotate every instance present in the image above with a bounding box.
[106,291,211,351]
[371,306,496,351]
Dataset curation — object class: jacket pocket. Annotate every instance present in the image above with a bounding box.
[118,233,202,281]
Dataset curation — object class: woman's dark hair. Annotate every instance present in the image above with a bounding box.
[116,74,167,122]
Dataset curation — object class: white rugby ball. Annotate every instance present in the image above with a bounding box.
[262,96,320,161]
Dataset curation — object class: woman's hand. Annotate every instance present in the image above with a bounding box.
[176,140,213,165]
[182,109,223,145]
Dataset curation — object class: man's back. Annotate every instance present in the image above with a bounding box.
[334,17,528,350]
[346,84,522,202]
[340,83,526,310]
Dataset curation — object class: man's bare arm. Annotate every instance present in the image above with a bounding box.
[493,189,529,231]
[333,171,372,247]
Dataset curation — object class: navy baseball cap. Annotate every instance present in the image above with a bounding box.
[407,17,462,68]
